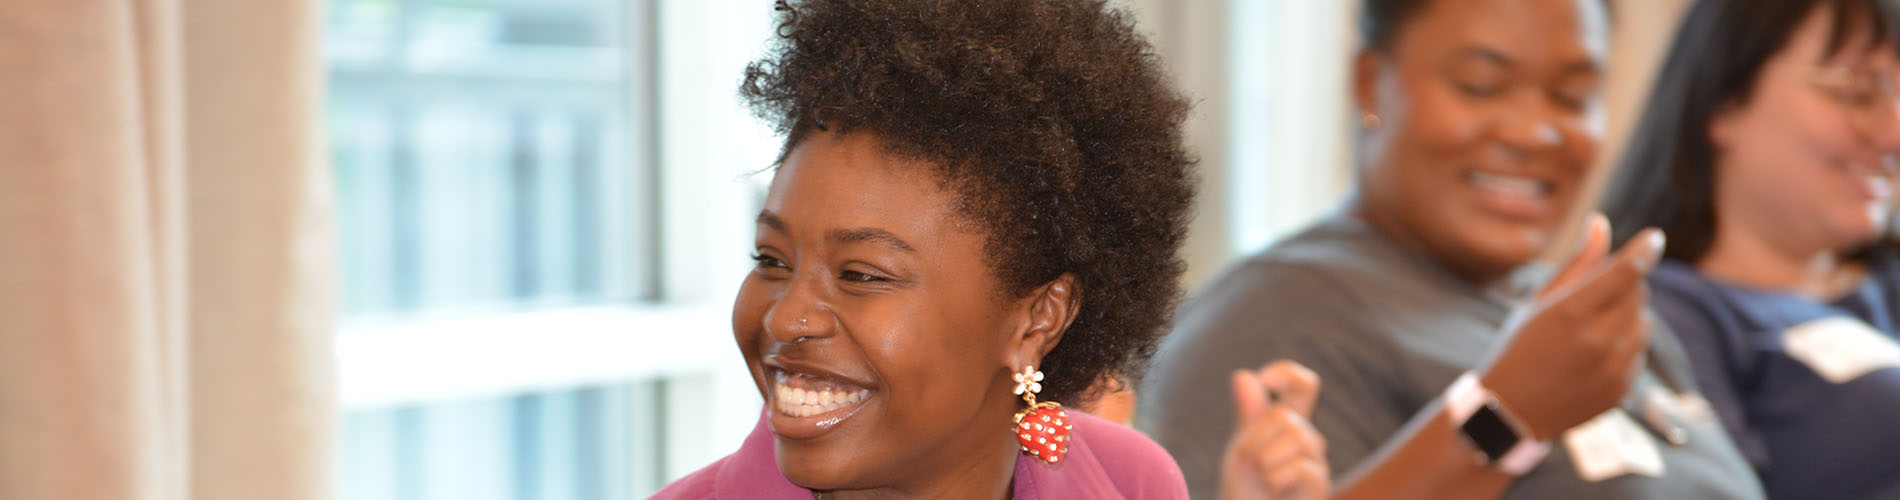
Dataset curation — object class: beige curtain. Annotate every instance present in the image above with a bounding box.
[0,0,333,499]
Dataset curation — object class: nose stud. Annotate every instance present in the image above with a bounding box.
[800,317,809,325]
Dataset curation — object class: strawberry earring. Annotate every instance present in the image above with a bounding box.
[1012,365,1071,464]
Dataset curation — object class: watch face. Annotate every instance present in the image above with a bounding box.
[1461,404,1522,462]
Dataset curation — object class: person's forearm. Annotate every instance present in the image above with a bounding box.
[1332,401,1515,500]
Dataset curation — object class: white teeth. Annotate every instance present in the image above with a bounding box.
[772,379,872,418]
[1467,171,1549,199]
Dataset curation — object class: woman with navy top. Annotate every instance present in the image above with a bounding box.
[1603,0,1900,498]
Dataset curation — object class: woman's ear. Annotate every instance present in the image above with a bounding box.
[1006,273,1081,369]
[1352,49,1383,119]
[1707,100,1744,152]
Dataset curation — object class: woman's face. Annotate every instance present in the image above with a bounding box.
[733,131,1045,492]
[1354,0,1607,281]
[1709,7,1900,256]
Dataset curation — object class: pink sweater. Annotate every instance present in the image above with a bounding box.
[651,409,1188,499]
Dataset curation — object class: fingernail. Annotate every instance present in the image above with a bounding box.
[1570,213,1608,253]
[1635,229,1666,272]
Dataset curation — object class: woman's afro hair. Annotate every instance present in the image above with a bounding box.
[740,0,1197,405]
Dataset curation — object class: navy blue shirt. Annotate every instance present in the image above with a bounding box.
[1650,257,1900,500]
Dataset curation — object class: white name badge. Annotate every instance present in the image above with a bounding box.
[1782,316,1900,384]
[1664,389,1718,428]
[1564,409,1665,482]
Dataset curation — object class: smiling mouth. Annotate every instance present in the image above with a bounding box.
[1462,169,1561,221]
[1840,160,1897,200]
[1465,170,1552,199]
[771,369,873,418]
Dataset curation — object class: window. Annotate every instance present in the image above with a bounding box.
[1225,0,1353,254]
[328,0,652,317]
[326,1,777,498]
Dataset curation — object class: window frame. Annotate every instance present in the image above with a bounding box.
[328,0,782,491]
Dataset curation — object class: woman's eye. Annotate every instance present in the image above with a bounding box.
[1831,85,1881,107]
[1454,80,1504,98]
[839,270,885,283]
[839,271,881,285]
[1445,53,1511,99]
[1816,72,1886,108]
[1550,79,1599,111]
[751,253,787,269]
[1551,90,1592,111]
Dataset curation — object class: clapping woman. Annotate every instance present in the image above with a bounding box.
[1143,0,1765,498]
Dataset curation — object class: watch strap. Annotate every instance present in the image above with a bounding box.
[1444,372,1551,476]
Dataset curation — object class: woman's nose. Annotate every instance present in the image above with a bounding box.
[762,274,837,344]
[1493,116,1567,165]
[1863,98,1900,153]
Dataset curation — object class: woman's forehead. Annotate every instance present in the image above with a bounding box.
[763,133,968,243]
[1396,0,1607,65]
[1794,4,1900,66]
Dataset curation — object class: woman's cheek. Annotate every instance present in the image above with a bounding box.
[1565,123,1601,167]
[732,276,773,352]
[1401,82,1488,150]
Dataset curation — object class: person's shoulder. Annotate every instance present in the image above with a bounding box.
[1171,220,1386,343]
[1649,259,1718,296]
[1158,218,1400,385]
[648,455,727,499]
[1071,412,1189,499]
[1261,214,1416,272]
[1189,253,1356,314]
[1646,259,1744,332]
[1189,222,1380,310]
[1205,216,1425,306]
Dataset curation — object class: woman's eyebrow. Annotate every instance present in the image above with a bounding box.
[757,211,789,233]
[1558,58,1603,77]
[832,227,916,253]
[757,211,916,252]
[1451,46,1600,77]
[1453,46,1515,68]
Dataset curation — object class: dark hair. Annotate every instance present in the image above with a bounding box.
[1361,0,1434,51]
[740,0,1196,405]
[1603,0,1900,261]
[1361,0,1614,52]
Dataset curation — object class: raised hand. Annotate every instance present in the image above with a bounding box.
[1479,213,1666,439]
[1222,360,1329,500]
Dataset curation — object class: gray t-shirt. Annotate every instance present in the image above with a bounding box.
[1138,214,1764,499]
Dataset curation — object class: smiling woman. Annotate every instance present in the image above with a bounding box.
[1142,0,1766,499]
[648,0,1196,498]
[1602,1,1900,498]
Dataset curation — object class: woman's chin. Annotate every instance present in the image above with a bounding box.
[1851,205,1894,244]
[1829,216,1888,252]
[775,447,866,491]
[1436,225,1549,280]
